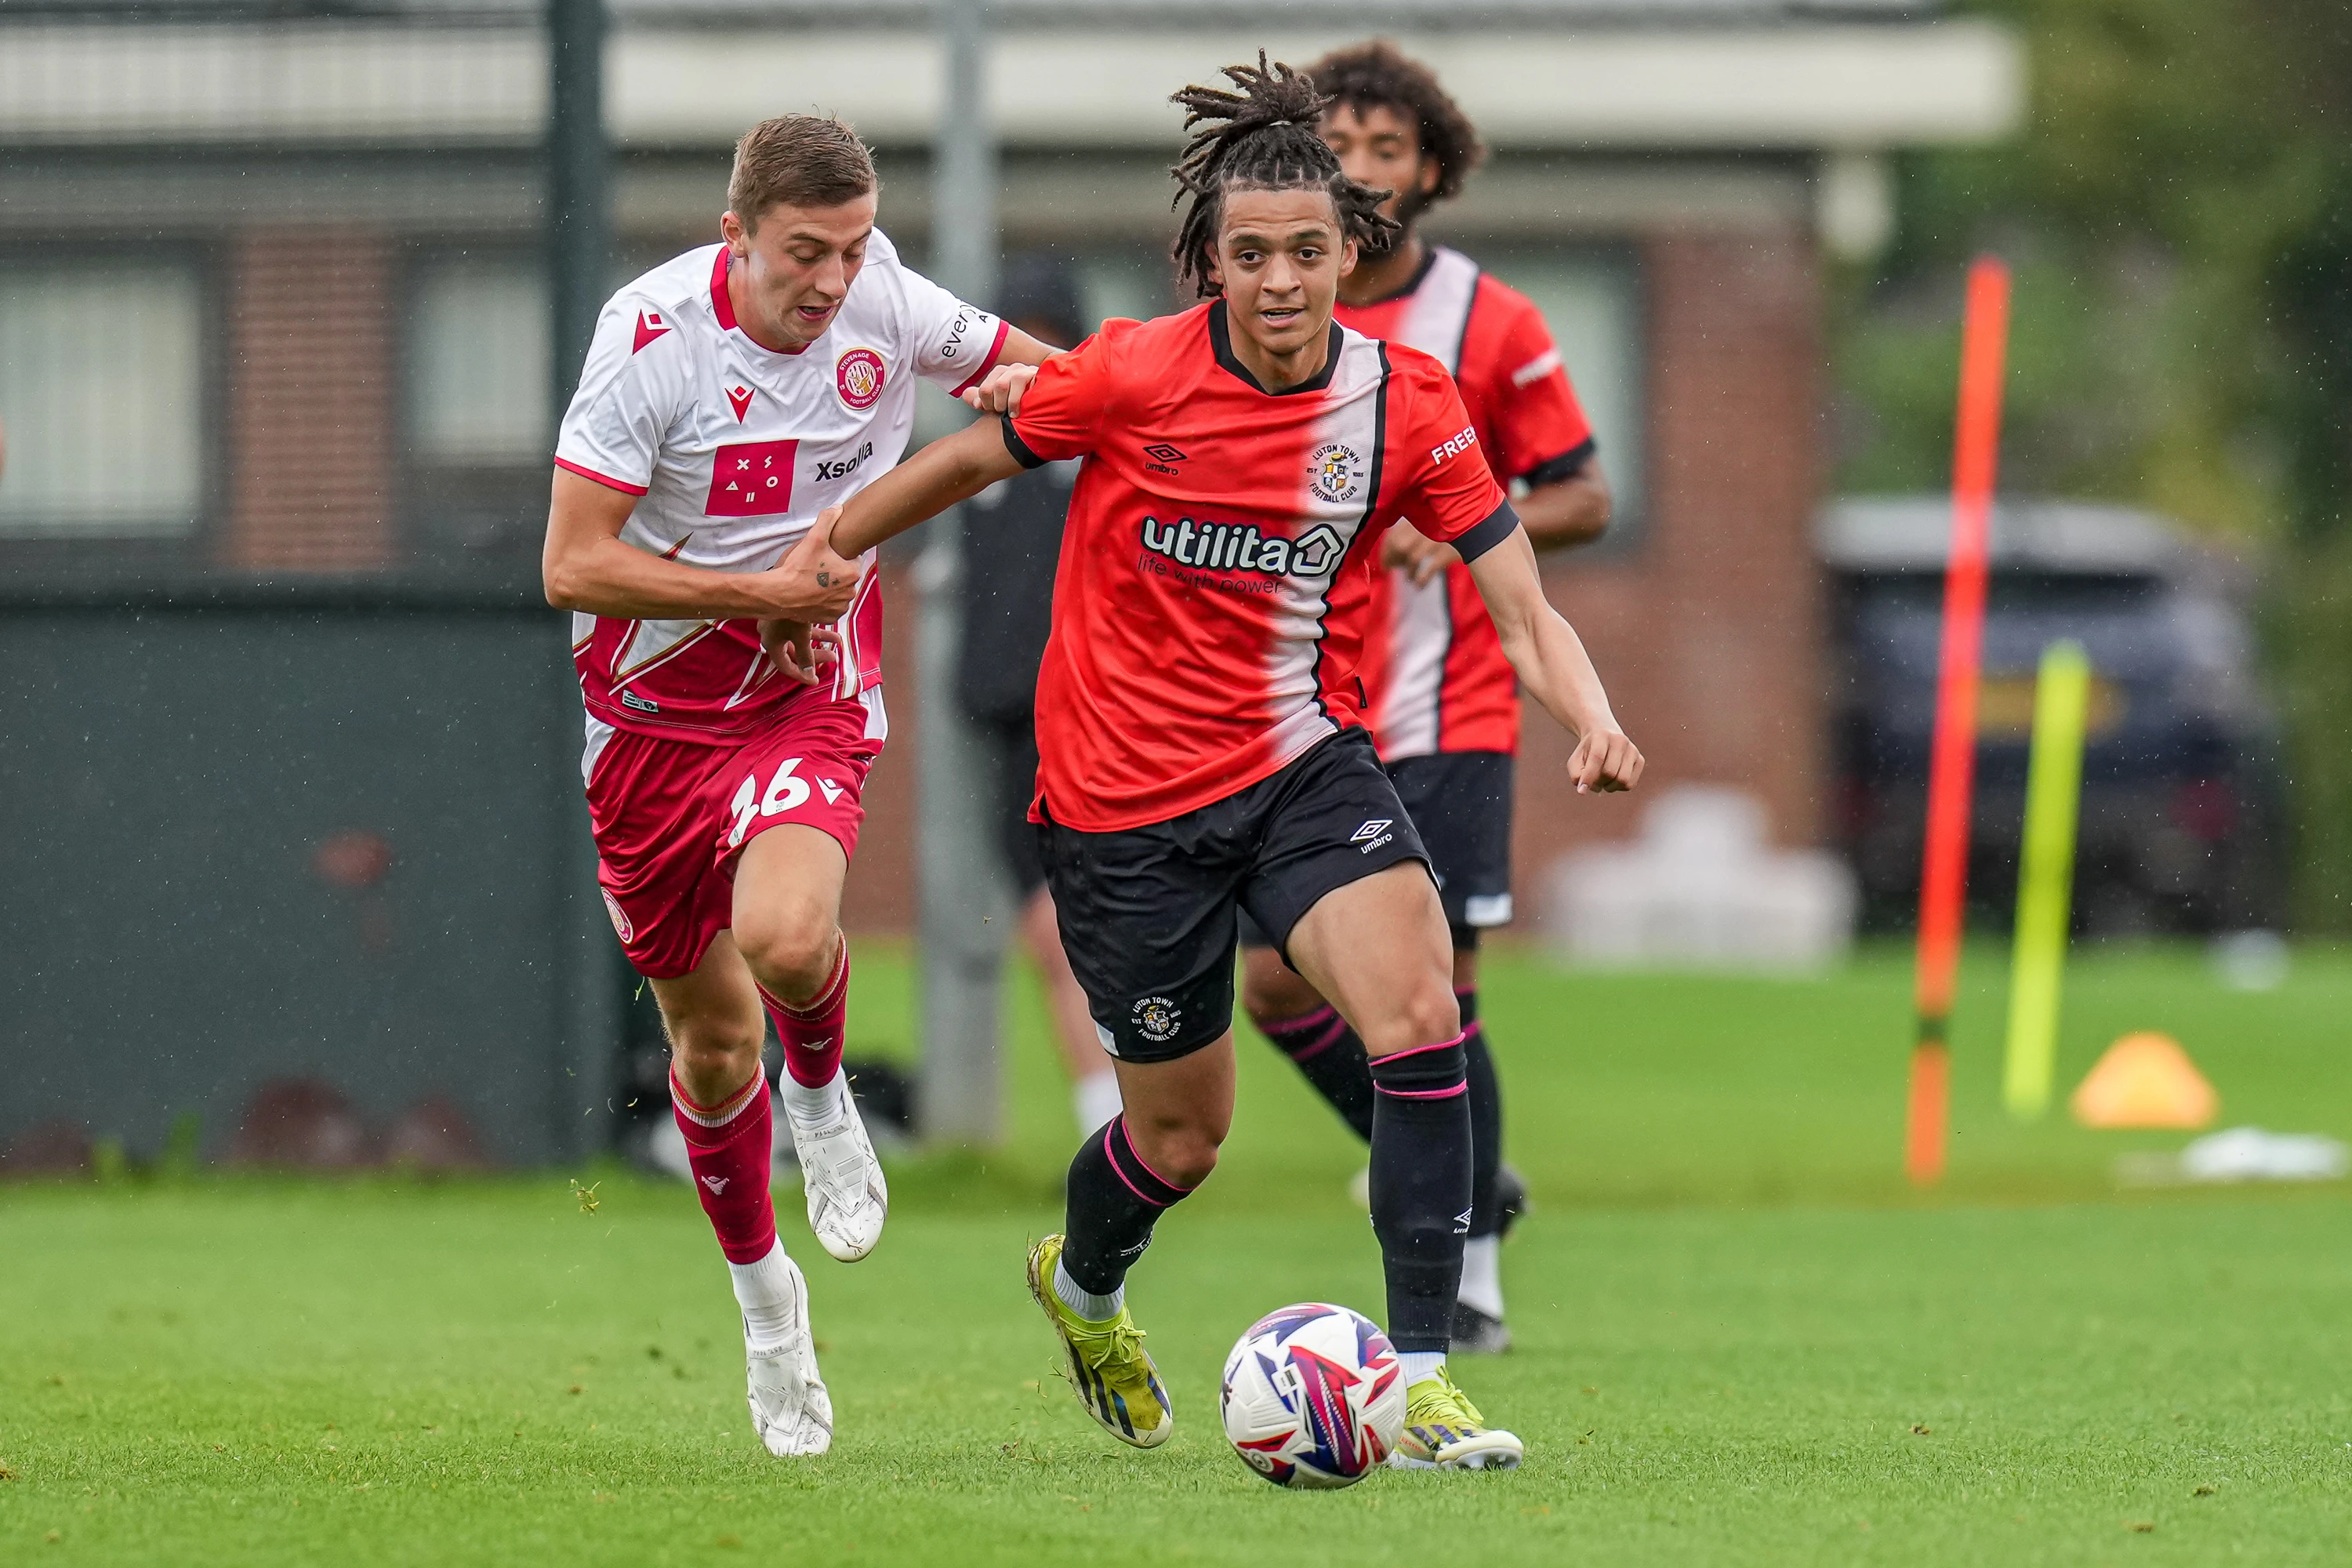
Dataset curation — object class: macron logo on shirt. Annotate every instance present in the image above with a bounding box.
[633,310,673,354]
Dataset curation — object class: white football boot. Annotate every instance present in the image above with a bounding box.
[745,1251,833,1457]
[789,1080,888,1263]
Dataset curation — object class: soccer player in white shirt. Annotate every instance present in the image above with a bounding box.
[542,114,1054,1457]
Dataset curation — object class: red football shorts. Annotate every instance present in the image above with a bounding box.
[584,688,884,979]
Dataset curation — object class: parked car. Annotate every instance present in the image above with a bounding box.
[1820,497,2282,935]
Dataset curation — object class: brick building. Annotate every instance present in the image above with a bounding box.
[0,0,2022,935]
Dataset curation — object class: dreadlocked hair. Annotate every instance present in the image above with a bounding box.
[1305,40,1485,219]
[1168,53,1401,299]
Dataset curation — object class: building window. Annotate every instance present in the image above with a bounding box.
[0,259,206,537]
[1475,247,1646,540]
[402,252,550,565]
[407,256,549,464]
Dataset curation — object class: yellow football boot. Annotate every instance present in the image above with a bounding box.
[1025,1234,1174,1449]
[1391,1364,1525,1471]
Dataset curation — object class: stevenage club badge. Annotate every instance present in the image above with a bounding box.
[835,347,886,412]
[1309,442,1365,504]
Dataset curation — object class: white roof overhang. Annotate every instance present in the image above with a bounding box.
[0,20,2021,151]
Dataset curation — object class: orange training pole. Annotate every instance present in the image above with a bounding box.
[1906,256,2011,1185]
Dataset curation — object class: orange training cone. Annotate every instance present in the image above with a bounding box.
[2069,1033,2218,1130]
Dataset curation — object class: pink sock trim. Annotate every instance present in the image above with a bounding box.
[1375,1081,1469,1099]
[1286,1015,1352,1063]
[1104,1139,1162,1206]
[1105,1114,1195,1203]
[1264,1004,1340,1036]
[1374,1029,1468,1065]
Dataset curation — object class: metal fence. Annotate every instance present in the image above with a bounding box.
[0,3,626,1171]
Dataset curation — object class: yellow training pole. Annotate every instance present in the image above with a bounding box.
[2003,640,2092,1119]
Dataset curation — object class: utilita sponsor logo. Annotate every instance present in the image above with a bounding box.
[1137,516,1343,579]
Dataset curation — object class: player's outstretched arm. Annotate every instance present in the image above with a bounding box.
[1465,526,1644,794]
[542,469,859,624]
[828,418,1025,557]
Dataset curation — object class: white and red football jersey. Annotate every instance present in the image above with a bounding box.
[554,232,1007,744]
[1330,246,1597,759]
[1003,301,1516,833]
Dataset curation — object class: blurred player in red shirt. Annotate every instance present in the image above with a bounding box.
[1239,43,1617,1356]
[541,115,1051,1457]
[825,58,1640,1471]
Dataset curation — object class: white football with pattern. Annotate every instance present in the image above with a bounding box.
[1218,1302,1406,1490]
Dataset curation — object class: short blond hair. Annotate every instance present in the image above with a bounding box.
[728,114,877,229]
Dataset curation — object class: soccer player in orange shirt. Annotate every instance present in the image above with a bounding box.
[823,59,1641,1471]
[1240,42,1618,1356]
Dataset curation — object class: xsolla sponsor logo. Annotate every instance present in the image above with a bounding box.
[1431,425,1478,464]
[1137,516,1344,578]
[811,441,875,483]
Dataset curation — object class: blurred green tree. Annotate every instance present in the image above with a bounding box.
[1834,0,2352,926]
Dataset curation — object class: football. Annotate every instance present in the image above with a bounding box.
[1218,1303,1406,1488]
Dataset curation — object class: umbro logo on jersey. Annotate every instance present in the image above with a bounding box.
[1142,442,1186,466]
[633,310,673,354]
[727,383,754,422]
[1352,818,1396,854]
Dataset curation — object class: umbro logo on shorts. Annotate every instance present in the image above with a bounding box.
[1352,818,1396,855]
[1142,442,1185,465]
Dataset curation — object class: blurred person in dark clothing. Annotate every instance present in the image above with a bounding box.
[956,252,1123,1137]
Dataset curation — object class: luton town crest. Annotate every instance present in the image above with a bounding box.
[1309,442,1365,504]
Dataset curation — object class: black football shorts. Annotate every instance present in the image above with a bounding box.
[1036,728,1432,1063]
[1239,748,1515,952]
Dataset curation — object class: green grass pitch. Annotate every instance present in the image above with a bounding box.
[5,943,2352,1564]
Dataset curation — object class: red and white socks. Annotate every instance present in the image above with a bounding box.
[759,938,853,1133]
[670,1068,778,1265]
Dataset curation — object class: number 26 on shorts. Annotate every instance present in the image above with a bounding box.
[728,757,809,848]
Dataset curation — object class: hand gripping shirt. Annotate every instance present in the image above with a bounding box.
[554,232,1007,743]
[1329,245,1596,759]
[1001,300,1517,834]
